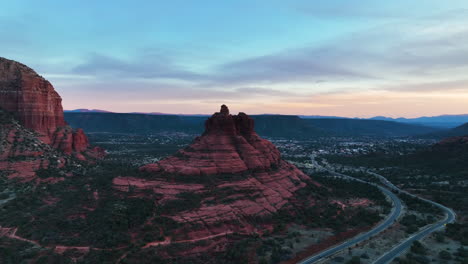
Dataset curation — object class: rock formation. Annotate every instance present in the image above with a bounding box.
[140,104,285,176]
[437,135,468,146]
[0,57,104,160]
[0,110,67,182]
[0,57,104,181]
[432,135,468,155]
[115,105,318,250]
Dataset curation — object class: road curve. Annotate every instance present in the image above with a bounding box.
[298,172,402,264]
[369,171,457,264]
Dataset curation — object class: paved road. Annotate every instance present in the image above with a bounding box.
[299,172,403,264]
[369,171,457,264]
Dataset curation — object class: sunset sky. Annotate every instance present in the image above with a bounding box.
[2,0,468,117]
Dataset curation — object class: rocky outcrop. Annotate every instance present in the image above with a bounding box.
[0,57,66,142]
[141,105,283,176]
[0,57,104,159]
[433,135,468,154]
[437,135,468,146]
[0,111,69,182]
[116,105,317,245]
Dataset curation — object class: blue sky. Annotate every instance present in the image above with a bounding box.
[2,0,468,117]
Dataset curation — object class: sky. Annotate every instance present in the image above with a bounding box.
[1,0,468,117]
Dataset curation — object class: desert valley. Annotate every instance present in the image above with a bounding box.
[0,57,467,264]
[1,2,468,263]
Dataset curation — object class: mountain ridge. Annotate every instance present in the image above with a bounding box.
[64,108,468,128]
[65,112,442,138]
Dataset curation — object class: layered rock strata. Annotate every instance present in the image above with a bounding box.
[141,104,286,176]
[0,57,104,160]
[115,105,316,246]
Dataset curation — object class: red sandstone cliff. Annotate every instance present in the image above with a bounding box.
[141,104,285,176]
[0,57,104,159]
[114,105,317,250]
[0,111,69,182]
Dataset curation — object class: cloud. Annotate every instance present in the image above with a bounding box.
[72,53,204,81]
[234,87,298,96]
[209,9,468,90]
[211,49,369,85]
[67,7,468,95]
[380,79,468,93]
[57,78,308,102]
[58,7,468,112]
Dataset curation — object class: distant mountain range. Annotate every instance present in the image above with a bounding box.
[423,123,468,139]
[304,118,440,137]
[66,109,468,128]
[64,112,204,134]
[64,109,209,116]
[64,112,442,138]
[369,115,468,128]
[64,109,113,113]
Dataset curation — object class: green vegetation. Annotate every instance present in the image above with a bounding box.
[4,127,436,264]
[346,256,361,264]
[35,168,63,179]
[439,250,452,260]
[400,214,431,234]
[325,142,468,241]
[398,252,430,264]
[0,163,175,249]
[410,241,426,254]
[446,223,468,245]
[159,192,202,214]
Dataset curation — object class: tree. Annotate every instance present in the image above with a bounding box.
[346,256,361,264]
[434,231,445,243]
[439,250,452,260]
[410,241,426,255]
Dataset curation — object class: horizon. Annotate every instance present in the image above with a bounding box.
[63,108,468,119]
[2,1,468,117]
[1,2,468,261]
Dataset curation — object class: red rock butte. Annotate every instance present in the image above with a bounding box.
[141,105,286,176]
[115,105,316,247]
[0,57,104,160]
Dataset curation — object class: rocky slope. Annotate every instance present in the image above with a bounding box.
[113,105,318,253]
[0,57,103,157]
[0,105,382,263]
[0,57,104,180]
[0,57,104,158]
[0,110,71,182]
[434,134,468,153]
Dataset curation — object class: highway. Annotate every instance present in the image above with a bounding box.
[298,167,456,264]
[299,171,403,264]
[369,171,457,264]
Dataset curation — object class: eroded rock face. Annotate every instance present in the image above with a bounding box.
[0,112,69,182]
[0,57,104,159]
[115,105,316,247]
[141,105,282,176]
[0,57,66,142]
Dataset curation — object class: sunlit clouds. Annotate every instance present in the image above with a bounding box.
[2,0,468,117]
